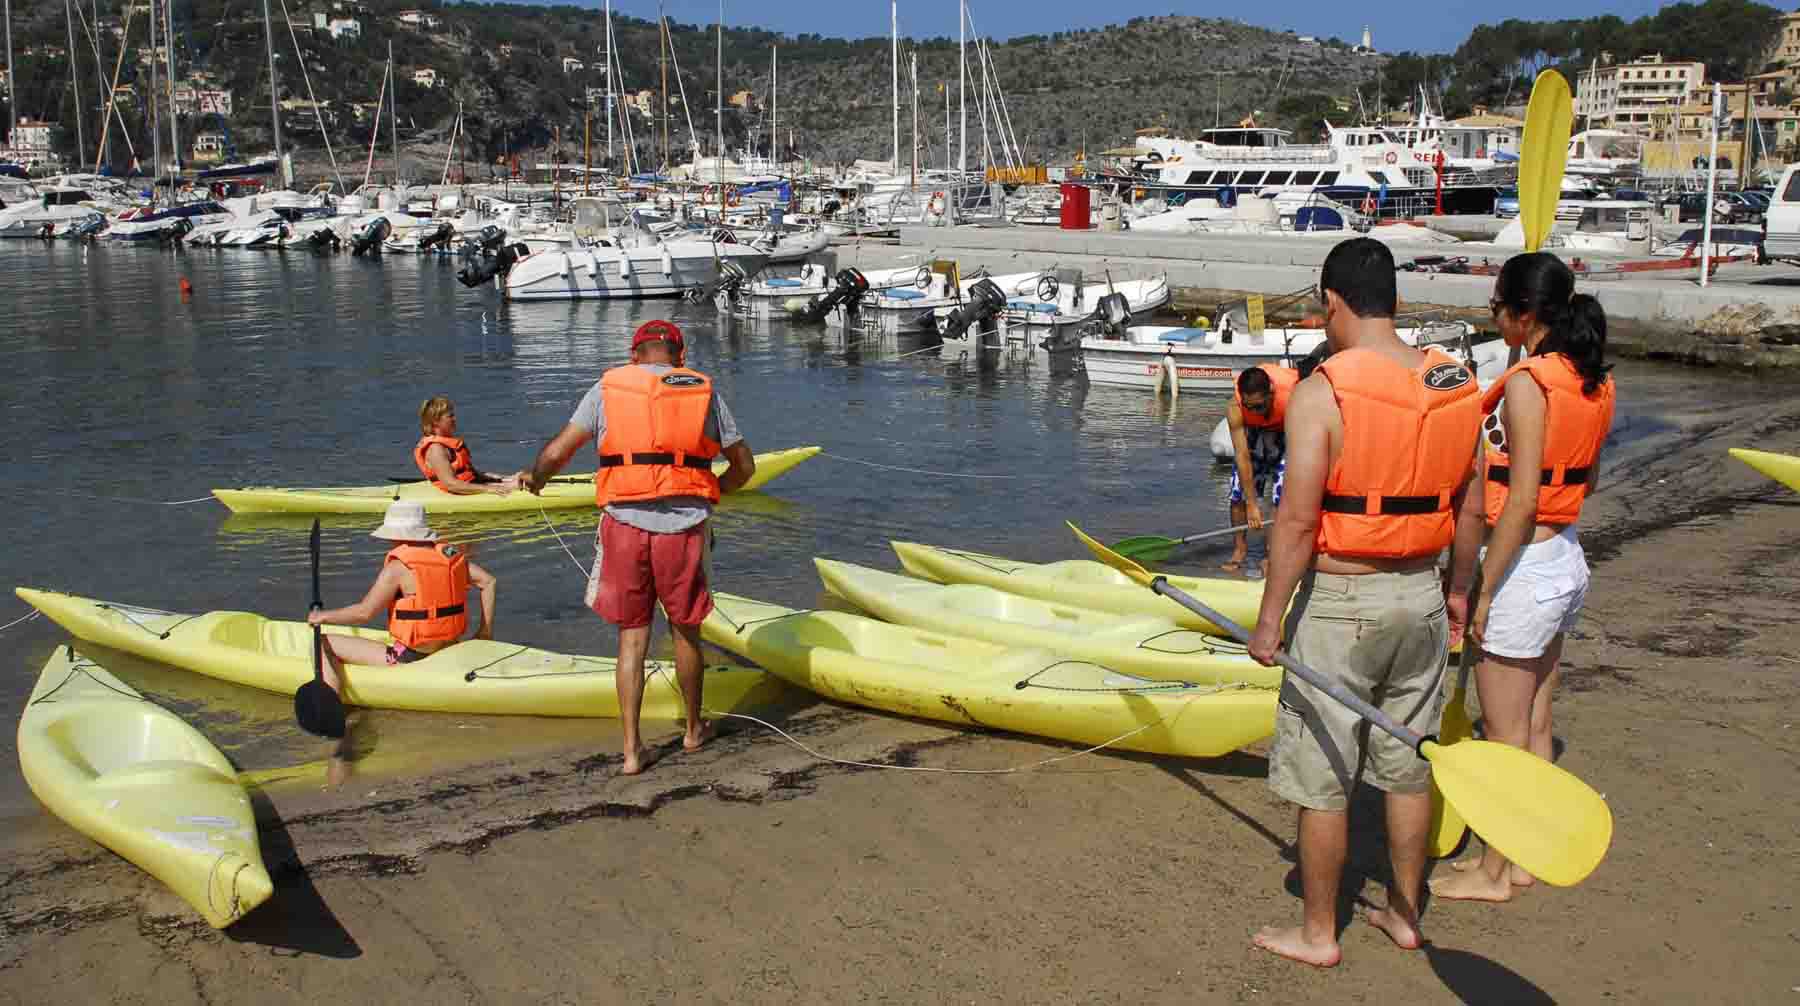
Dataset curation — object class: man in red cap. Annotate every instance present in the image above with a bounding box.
[527,319,756,774]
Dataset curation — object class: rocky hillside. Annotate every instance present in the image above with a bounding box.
[4,3,1390,171]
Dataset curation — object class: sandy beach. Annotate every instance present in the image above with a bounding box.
[3,366,1797,1004]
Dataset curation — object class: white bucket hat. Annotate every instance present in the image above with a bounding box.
[370,500,439,542]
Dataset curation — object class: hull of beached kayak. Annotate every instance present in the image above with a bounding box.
[17,588,775,719]
[211,446,821,514]
[17,646,274,928]
[702,593,1274,758]
[891,542,1263,636]
[815,559,1280,688]
[1729,448,1800,492]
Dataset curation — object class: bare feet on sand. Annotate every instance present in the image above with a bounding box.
[1449,858,1535,886]
[619,746,652,776]
[1366,907,1423,950]
[1220,558,1246,573]
[1430,867,1515,903]
[1251,926,1341,968]
[683,721,718,753]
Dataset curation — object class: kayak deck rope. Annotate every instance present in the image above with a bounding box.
[0,609,43,634]
[1135,628,1247,657]
[63,491,217,505]
[27,648,145,705]
[98,602,201,640]
[1013,659,1231,695]
[819,452,1017,480]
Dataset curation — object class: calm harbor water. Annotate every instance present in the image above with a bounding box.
[0,238,1744,827]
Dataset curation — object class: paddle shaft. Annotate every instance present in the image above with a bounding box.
[309,519,324,683]
[387,475,591,485]
[1174,523,1251,546]
[1147,576,1428,753]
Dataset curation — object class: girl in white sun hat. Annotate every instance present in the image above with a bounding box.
[306,500,498,694]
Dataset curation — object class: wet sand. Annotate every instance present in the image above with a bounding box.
[4,370,1798,1003]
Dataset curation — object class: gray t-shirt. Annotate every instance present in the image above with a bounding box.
[570,363,743,533]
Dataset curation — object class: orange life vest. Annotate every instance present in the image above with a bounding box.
[1481,353,1615,527]
[385,543,470,648]
[414,435,475,489]
[1316,347,1483,559]
[1234,363,1299,430]
[594,365,722,507]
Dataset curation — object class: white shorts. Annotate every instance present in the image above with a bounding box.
[1481,525,1589,660]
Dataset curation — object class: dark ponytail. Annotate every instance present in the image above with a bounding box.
[1495,252,1612,394]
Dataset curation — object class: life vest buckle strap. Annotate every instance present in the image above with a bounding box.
[598,452,715,470]
[1487,464,1590,487]
[394,603,466,620]
[1321,493,1446,516]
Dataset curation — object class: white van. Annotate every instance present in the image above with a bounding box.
[1764,165,1800,262]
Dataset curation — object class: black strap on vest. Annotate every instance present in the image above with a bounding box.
[1487,464,1590,487]
[598,451,714,470]
[1321,494,1446,516]
[394,603,466,620]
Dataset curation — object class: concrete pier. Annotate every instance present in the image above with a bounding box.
[864,224,1800,365]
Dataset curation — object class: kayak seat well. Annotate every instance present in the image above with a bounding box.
[43,713,216,778]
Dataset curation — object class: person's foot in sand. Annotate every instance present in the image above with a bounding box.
[1220,555,1246,574]
[1449,857,1535,886]
[1366,905,1423,949]
[1251,925,1341,968]
[619,746,653,776]
[683,720,717,753]
[1430,864,1515,903]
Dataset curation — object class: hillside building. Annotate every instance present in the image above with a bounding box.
[1575,53,1705,133]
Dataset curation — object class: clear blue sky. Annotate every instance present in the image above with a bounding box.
[570,0,1697,55]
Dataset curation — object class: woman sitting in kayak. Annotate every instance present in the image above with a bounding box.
[416,396,529,495]
[307,500,498,693]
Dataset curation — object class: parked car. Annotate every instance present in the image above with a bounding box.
[1610,188,1650,202]
[1673,192,1761,223]
[1763,165,1800,263]
[1494,187,1519,218]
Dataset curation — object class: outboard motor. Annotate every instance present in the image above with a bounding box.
[462,224,507,256]
[938,278,1009,342]
[307,227,343,253]
[67,214,106,241]
[1090,291,1131,338]
[456,241,531,288]
[417,221,456,253]
[711,261,750,302]
[794,267,870,323]
[350,216,391,256]
[155,216,194,247]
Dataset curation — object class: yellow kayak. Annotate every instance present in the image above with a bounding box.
[702,592,1275,759]
[1728,448,1800,492]
[211,445,822,514]
[891,541,1264,636]
[17,587,774,719]
[17,646,274,928]
[816,559,1280,688]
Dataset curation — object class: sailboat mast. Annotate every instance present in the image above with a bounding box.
[603,0,614,166]
[715,0,723,158]
[162,0,177,169]
[909,50,917,185]
[658,11,668,168]
[63,0,85,166]
[387,39,399,183]
[769,45,776,166]
[890,0,898,175]
[260,0,282,181]
[957,0,965,172]
[148,0,160,187]
[3,0,13,151]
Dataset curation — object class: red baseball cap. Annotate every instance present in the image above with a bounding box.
[631,319,685,349]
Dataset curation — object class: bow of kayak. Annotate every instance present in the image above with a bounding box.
[1728,447,1800,493]
[211,445,822,514]
[701,592,1274,759]
[16,587,776,719]
[890,541,1263,636]
[17,646,274,928]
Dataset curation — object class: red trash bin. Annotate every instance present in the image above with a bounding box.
[1059,183,1091,230]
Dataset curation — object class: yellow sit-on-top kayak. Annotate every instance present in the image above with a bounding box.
[211,445,821,514]
[891,541,1264,636]
[17,646,274,928]
[815,558,1280,688]
[702,592,1275,759]
[17,588,774,719]
[1728,448,1800,493]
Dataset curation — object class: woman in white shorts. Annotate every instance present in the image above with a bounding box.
[1433,252,1616,903]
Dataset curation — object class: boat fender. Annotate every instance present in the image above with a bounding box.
[927,191,947,218]
[660,247,674,276]
[618,250,633,278]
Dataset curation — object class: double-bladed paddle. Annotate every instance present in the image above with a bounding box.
[1111,524,1251,564]
[1067,522,1612,887]
[1426,639,1479,857]
[294,518,346,739]
[1519,70,1574,255]
[386,475,592,485]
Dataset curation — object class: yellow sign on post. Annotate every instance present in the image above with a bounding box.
[1247,295,1265,336]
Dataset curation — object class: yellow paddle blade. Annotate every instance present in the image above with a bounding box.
[1068,521,1156,587]
[1519,69,1574,253]
[1728,447,1800,493]
[1426,772,1468,859]
[1422,738,1612,886]
[1438,682,1474,745]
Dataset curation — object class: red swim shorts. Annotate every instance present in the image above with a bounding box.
[585,514,713,628]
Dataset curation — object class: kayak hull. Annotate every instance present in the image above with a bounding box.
[891,541,1264,636]
[702,593,1274,759]
[815,558,1280,688]
[212,445,821,514]
[17,646,274,928]
[1729,447,1800,493]
[17,588,774,719]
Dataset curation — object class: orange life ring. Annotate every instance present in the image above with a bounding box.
[927,191,947,217]
[1384,152,1398,165]
[1361,193,1376,215]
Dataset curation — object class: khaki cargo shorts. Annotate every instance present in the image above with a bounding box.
[1267,568,1450,812]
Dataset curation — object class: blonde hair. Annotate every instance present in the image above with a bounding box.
[419,396,455,434]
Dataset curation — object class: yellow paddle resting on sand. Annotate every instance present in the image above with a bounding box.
[1518,69,1574,254]
[1067,522,1613,887]
[1426,641,1478,857]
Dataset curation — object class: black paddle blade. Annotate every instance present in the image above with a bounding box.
[294,678,346,739]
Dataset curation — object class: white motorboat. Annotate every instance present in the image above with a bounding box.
[1651,226,1763,260]
[1491,200,1654,255]
[500,224,770,301]
[934,272,1171,352]
[0,187,108,238]
[719,262,928,320]
[104,199,234,243]
[838,264,1049,331]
